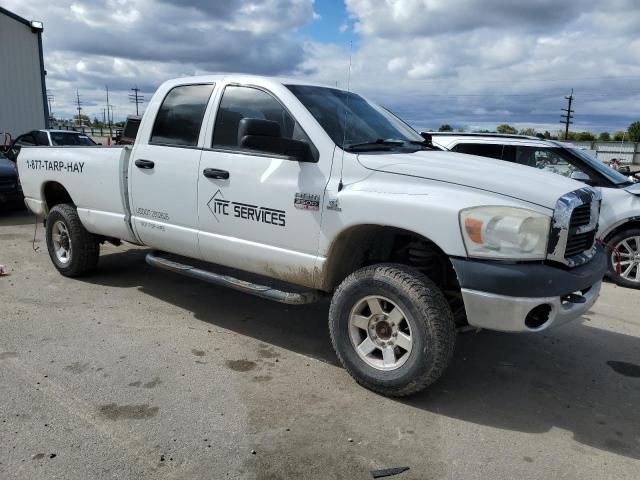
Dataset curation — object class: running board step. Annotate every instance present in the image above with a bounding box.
[145,251,325,305]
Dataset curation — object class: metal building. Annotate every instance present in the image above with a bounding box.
[0,6,48,138]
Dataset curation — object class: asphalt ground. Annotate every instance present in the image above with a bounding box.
[1,209,639,479]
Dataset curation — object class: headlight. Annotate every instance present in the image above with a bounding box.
[460,206,550,260]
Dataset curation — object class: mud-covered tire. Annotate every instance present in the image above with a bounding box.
[606,228,640,289]
[46,203,99,277]
[329,264,456,397]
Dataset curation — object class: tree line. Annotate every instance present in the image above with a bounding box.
[437,121,640,142]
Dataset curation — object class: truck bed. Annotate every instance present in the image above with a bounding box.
[17,146,137,242]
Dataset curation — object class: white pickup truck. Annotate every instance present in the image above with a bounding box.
[18,74,607,396]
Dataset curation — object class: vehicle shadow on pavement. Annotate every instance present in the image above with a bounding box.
[405,324,640,461]
[87,248,640,461]
[86,248,338,365]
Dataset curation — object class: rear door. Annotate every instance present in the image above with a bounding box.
[129,83,214,256]
[197,84,327,287]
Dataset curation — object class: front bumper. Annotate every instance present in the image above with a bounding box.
[451,245,607,332]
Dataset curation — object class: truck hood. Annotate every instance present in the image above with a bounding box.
[0,157,18,177]
[624,181,640,196]
[358,150,584,209]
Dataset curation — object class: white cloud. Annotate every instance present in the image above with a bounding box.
[3,0,640,133]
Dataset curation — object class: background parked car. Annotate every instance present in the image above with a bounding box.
[6,129,97,161]
[426,132,640,289]
[0,151,23,211]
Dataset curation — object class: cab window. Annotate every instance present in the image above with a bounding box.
[35,132,49,146]
[150,84,214,147]
[503,146,593,180]
[15,134,36,146]
[452,143,503,160]
[212,85,312,153]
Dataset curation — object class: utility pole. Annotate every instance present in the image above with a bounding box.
[46,90,54,120]
[105,85,113,143]
[128,86,144,115]
[560,89,574,141]
[75,89,84,126]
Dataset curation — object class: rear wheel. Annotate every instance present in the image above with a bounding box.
[329,264,456,397]
[46,203,99,277]
[607,228,640,289]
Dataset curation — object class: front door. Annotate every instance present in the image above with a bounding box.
[197,84,327,287]
[129,83,214,256]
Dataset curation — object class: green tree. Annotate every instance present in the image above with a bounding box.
[438,124,452,132]
[496,124,517,134]
[612,131,626,141]
[543,130,552,139]
[576,131,595,141]
[628,122,640,142]
[598,132,611,141]
[519,127,537,136]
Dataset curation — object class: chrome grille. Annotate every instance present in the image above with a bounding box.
[569,204,592,229]
[547,188,600,267]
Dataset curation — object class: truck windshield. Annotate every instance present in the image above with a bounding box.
[286,85,425,151]
[567,147,632,186]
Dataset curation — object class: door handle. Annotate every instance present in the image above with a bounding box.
[135,159,155,169]
[203,168,230,180]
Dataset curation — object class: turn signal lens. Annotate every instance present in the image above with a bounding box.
[464,218,483,244]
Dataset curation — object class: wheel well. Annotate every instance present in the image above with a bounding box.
[604,219,640,243]
[322,225,466,324]
[323,225,457,288]
[43,182,74,212]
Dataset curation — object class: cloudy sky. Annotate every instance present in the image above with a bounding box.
[5,0,640,133]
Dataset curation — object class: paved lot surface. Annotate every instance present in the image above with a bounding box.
[1,210,640,479]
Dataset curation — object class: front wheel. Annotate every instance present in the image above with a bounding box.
[607,228,640,289]
[329,264,456,397]
[46,203,100,277]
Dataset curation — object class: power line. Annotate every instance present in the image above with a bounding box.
[128,86,145,115]
[560,89,574,140]
[46,90,54,119]
[74,89,84,126]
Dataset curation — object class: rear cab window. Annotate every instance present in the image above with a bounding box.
[150,84,215,147]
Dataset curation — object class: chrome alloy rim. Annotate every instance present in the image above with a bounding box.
[51,220,71,264]
[613,236,640,283]
[348,295,413,371]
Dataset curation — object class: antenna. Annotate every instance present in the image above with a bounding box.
[338,40,353,192]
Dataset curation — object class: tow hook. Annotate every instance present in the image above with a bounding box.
[561,293,586,304]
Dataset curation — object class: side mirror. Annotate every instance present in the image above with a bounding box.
[570,171,592,184]
[238,118,314,163]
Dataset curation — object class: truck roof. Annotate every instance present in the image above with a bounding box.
[426,132,571,150]
[159,74,345,92]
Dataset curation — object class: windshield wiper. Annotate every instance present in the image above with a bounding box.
[344,139,405,152]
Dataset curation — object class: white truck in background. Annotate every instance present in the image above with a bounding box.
[17,74,606,396]
[427,132,640,289]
